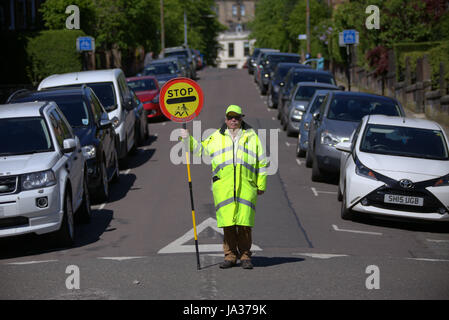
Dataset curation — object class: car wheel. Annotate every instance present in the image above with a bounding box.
[76,173,92,224]
[54,191,75,247]
[341,183,353,220]
[311,154,323,182]
[95,161,109,203]
[296,137,306,158]
[111,148,120,184]
[306,144,313,168]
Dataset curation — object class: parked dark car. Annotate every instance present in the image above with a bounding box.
[266,62,308,108]
[143,62,178,87]
[257,52,301,95]
[129,88,149,147]
[277,68,337,120]
[163,46,197,79]
[247,48,279,75]
[307,91,405,181]
[253,49,280,84]
[282,82,340,136]
[8,86,119,203]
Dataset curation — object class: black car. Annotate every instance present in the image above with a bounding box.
[277,68,337,121]
[257,52,301,95]
[143,62,178,87]
[266,62,308,108]
[8,86,119,203]
[247,48,278,75]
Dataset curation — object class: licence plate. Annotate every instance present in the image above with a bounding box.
[384,194,424,206]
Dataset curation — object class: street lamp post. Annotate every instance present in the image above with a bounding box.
[161,0,165,54]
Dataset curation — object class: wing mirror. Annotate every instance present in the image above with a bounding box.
[335,141,352,153]
[62,138,76,153]
[99,113,112,129]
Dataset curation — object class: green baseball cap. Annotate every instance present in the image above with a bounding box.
[226,104,244,116]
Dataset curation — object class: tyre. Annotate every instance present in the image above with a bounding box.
[76,173,92,224]
[296,138,306,158]
[95,161,109,203]
[341,183,353,220]
[311,154,323,182]
[306,144,313,168]
[53,191,75,247]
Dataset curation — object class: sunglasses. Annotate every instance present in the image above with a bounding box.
[226,115,242,121]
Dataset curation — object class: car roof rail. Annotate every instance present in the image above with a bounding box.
[6,88,32,103]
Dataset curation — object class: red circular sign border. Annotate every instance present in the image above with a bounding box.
[159,77,204,123]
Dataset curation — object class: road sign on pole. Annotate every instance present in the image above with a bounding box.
[339,30,359,47]
[76,36,95,51]
[160,77,204,270]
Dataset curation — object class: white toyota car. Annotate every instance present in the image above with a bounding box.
[337,115,449,222]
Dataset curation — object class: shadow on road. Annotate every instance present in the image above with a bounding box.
[0,209,114,260]
[251,256,305,267]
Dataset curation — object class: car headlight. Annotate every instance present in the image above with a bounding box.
[320,131,341,146]
[434,174,449,187]
[264,73,269,78]
[355,157,378,181]
[291,109,304,121]
[22,170,56,190]
[82,145,96,160]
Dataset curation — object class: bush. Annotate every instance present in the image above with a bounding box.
[26,29,86,85]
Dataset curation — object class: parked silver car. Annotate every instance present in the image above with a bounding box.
[307,91,405,181]
[0,101,90,247]
[296,89,342,157]
[282,82,339,136]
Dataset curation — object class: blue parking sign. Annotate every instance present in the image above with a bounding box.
[76,37,95,52]
[342,30,357,45]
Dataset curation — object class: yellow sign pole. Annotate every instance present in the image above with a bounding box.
[183,122,201,270]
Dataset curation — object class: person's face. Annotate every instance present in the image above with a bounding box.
[225,112,242,130]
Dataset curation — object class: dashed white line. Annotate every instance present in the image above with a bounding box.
[427,239,449,243]
[272,117,276,121]
[285,142,291,147]
[311,187,318,197]
[332,224,383,236]
[406,258,449,262]
[98,257,146,261]
[6,260,58,265]
[296,159,302,166]
[293,253,349,259]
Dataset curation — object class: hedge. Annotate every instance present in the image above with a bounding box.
[26,29,86,85]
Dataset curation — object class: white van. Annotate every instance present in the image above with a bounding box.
[38,69,136,160]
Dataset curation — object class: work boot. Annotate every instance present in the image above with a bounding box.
[219,260,236,269]
[241,260,253,269]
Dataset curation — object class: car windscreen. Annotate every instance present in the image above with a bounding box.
[295,86,329,101]
[275,66,295,81]
[144,64,176,75]
[307,94,327,114]
[293,72,335,85]
[45,96,90,127]
[165,51,188,58]
[266,55,299,66]
[86,82,117,112]
[0,117,54,156]
[360,124,449,160]
[127,79,157,92]
[327,96,402,121]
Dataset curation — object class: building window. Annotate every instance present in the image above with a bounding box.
[244,42,250,56]
[228,42,234,58]
[241,4,245,17]
[232,4,237,17]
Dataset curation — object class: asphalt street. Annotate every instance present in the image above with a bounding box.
[1,68,449,301]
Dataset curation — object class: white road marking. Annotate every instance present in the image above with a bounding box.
[285,142,291,147]
[293,253,349,259]
[6,260,58,265]
[98,257,146,261]
[332,224,383,236]
[296,159,302,166]
[272,117,276,121]
[427,239,449,243]
[311,187,338,196]
[158,217,262,254]
[406,258,449,262]
[97,203,106,211]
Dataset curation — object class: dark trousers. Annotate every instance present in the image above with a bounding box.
[223,225,252,262]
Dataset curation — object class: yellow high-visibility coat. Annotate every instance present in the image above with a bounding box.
[188,122,267,227]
